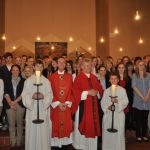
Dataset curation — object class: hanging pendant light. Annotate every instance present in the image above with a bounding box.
[134,10,141,21]
[100,36,105,43]
[138,37,143,44]
[1,34,6,40]
[114,27,119,35]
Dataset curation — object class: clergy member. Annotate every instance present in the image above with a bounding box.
[72,58,103,150]
[22,59,53,150]
[48,57,73,148]
[101,72,128,150]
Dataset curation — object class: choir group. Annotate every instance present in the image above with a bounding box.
[0,53,150,150]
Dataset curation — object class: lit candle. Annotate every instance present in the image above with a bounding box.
[111,84,116,97]
[35,71,41,84]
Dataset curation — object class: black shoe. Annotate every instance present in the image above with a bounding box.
[136,137,142,142]
[1,124,8,131]
[143,137,149,142]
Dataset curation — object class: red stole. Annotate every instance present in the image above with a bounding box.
[49,72,73,138]
[72,72,103,138]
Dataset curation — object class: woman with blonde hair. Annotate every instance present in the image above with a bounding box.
[132,60,150,142]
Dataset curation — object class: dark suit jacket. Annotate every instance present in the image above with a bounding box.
[105,76,111,88]
[0,65,11,90]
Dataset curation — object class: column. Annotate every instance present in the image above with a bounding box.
[96,0,109,58]
[0,0,5,54]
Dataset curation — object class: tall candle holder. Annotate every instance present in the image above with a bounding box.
[32,83,44,124]
[107,95,118,133]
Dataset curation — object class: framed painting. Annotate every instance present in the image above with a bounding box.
[35,42,67,59]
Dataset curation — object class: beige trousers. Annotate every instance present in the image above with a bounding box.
[6,103,25,146]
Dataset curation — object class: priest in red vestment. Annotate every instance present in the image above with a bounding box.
[72,58,103,150]
[48,57,73,148]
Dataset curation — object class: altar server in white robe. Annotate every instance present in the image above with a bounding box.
[22,60,53,150]
[101,72,128,150]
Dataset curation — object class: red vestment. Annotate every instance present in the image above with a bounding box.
[49,72,73,138]
[72,72,103,138]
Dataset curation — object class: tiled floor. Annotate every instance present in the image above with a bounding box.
[0,142,150,150]
[127,139,150,150]
[1,140,150,150]
[0,130,150,150]
[0,143,150,150]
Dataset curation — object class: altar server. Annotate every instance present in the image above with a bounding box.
[101,73,128,150]
[22,60,53,150]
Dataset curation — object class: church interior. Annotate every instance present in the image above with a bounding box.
[0,0,150,150]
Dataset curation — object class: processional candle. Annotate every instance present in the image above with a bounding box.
[35,71,41,84]
[111,84,116,97]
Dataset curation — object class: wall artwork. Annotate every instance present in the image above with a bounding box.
[35,42,67,59]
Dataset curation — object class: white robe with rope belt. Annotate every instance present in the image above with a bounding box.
[101,85,128,150]
[22,75,53,150]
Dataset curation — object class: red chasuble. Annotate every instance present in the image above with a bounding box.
[49,72,73,138]
[72,72,103,138]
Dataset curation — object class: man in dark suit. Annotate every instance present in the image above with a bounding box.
[0,52,13,130]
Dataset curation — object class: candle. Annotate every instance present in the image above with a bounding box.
[35,71,41,84]
[111,84,116,97]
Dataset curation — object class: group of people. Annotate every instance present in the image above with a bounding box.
[0,52,150,150]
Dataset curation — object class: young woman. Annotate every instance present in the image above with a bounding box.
[97,56,103,69]
[125,61,135,135]
[122,56,130,65]
[126,61,134,78]
[98,65,111,90]
[116,63,133,135]
[23,66,33,79]
[104,59,114,86]
[91,56,98,76]
[97,65,110,148]
[4,65,25,148]
[51,57,58,73]
[66,60,75,75]
[132,60,150,142]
